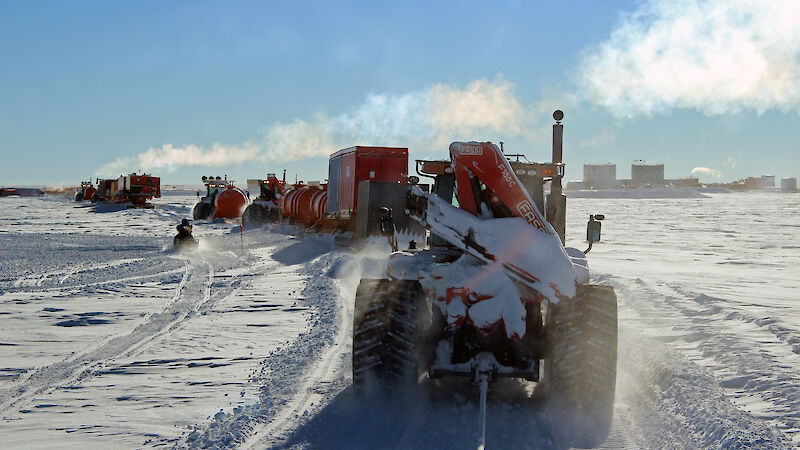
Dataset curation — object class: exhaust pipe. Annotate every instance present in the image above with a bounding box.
[547,110,566,244]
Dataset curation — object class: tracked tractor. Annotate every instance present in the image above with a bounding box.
[193,176,248,221]
[241,172,286,228]
[352,111,617,448]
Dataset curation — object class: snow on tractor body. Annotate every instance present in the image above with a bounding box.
[192,176,248,221]
[352,111,618,448]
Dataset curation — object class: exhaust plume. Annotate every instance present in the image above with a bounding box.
[97,77,538,175]
[691,166,723,180]
[578,0,800,118]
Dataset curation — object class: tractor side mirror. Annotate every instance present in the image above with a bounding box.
[585,214,604,254]
[587,219,602,243]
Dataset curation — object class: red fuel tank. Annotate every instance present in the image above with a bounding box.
[83,186,97,202]
[213,187,248,219]
[282,186,327,227]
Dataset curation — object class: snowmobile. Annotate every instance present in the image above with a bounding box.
[173,219,199,251]
[352,111,617,448]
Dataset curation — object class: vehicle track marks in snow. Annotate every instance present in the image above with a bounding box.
[0,258,220,417]
[242,265,353,448]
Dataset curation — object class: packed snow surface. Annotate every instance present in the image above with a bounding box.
[0,191,798,448]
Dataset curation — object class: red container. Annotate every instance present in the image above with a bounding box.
[83,186,97,201]
[327,146,408,217]
[282,186,327,227]
[213,187,248,219]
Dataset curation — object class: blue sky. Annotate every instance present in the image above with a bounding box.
[1,0,798,186]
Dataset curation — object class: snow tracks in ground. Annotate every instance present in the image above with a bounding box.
[184,236,349,448]
[0,231,310,448]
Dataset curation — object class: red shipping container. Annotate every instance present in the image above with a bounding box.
[327,146,408,217]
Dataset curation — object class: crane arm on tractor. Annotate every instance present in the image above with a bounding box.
[404,142,577,304]
[264,173,286,197]
[448,142,556,236]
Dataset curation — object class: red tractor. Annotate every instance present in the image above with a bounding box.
[91,173,160,208]
[352,111,617,448]
[192,176,248,221]
[74,181,97,202]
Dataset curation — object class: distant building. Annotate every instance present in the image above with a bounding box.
[631,162,665,186]
[583,164,617,188]
[761,175,775,188]
[781,177,797,192]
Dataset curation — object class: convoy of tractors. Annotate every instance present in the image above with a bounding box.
[70,111,617,447]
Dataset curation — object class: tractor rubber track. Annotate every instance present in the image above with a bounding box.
[352,279,423,394]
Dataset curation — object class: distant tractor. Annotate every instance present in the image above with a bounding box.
[91,173,160,208]
[192,176,248,221]
[241,172,287,228]
[74,181,97,202]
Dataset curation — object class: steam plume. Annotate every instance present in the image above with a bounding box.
[578,0,800,118]
[691,167,723,179]
[97,77,537,175]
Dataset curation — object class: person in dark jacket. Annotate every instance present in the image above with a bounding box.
[176,218,193,239]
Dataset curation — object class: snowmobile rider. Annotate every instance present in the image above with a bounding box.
[176,218,193,239]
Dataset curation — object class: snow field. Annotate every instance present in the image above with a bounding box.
[574,192,800,447]
[0,196,311,447]
[1,190,798,448]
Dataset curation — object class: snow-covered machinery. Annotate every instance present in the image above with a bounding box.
[352,111,617,448]
[74,181,97,202]
[192,176,248,221]
[91,173,160,207]
[241,172,288,228]
[241,147,420,238]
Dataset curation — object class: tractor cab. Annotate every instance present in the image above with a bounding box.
[202,176,231,198]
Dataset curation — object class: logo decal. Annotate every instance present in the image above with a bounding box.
[459,145,483,156]
[516,200,547,232]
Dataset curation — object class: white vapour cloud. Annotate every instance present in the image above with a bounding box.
[722,157,736,168]
[691,166,722,179]
[578,129,617,148]
[97,77,538,175]
[578,0,800,118]
[98,143,260,176]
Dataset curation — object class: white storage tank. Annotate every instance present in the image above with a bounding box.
[631,163,665,186]
[583,164,617,189]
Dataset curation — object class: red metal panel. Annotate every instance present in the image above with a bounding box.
[355,154,380,209]
[379,155,407,181]
[327,146,408,216]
